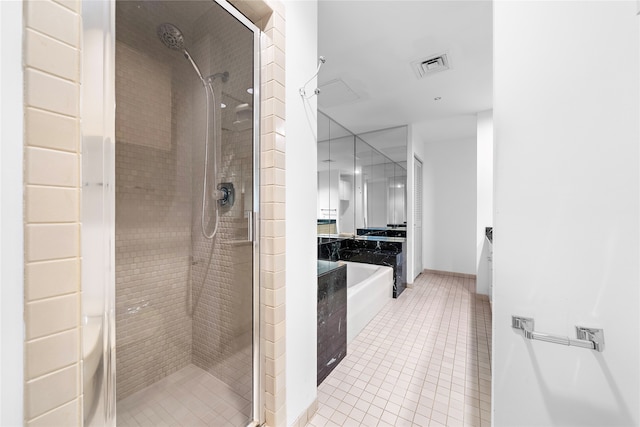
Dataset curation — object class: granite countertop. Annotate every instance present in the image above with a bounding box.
[358,226,407,231]
[318,234,406,243]
[317,260,344,276]
[353,235,406,243]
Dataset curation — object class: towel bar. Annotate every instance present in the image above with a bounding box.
[511,316,604,352]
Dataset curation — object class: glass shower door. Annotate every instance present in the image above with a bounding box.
[81,1,260,426]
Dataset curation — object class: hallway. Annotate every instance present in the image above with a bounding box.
[308,273,492,427]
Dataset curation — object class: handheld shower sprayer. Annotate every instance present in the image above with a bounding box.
[157,23,207,84]
[157,22,231,239]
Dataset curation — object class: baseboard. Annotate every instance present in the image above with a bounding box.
[290,398,318,427]
[423,269,477,280]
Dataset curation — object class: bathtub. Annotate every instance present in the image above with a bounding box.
[344,261,394,344]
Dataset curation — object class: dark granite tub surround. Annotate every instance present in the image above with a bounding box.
[317,236,345,261]
[317,235,407,298]
[317,260,347,385]
[357,227,406,238]
[340,238,406,298]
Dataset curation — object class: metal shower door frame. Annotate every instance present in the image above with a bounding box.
[81,0,262,425]
[210,2,263,425]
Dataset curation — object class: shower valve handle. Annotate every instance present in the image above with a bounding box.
[214,188,228,202]
[216,182,235,207]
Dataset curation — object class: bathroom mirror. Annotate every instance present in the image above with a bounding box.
[318,111,407,235]
[389,163,407,226]
[317,113,354,234]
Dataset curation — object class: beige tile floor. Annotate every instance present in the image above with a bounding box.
[308,272,492,427]
[117,364,251,427]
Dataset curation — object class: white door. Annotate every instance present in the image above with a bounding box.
[494,2,639,426]
[413,157,423,278]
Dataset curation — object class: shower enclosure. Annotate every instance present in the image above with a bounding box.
[81,1,260,425]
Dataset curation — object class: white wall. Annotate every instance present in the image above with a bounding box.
[0,1,24,424]
[494,2,639,425]
[285,0,318,424]
[423,137,477,275]
[476,110,493,295]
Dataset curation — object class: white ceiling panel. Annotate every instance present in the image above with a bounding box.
[318,0,492,146]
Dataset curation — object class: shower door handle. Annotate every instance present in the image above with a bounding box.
[245,210,254,243]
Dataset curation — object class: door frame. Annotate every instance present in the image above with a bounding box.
[413,155,423,279]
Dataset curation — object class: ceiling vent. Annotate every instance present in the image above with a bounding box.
[411,52,451,78]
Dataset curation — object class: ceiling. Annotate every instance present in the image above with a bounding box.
[317,0,493,151]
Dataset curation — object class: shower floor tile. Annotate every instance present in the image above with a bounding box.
[117,364,251,427]
[308,272,492,427]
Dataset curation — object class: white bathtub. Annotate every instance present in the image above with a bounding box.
[343,261,394,344]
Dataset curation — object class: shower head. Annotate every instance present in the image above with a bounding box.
[156,22,205,83]
[157,23,185,51]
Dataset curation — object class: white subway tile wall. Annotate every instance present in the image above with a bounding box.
[23,0,82,425]
[25,364,79,420]
[257,4,287,425]
[25,107,79,152]
[24,28,80,81]
[25,258,79,302]
[25,69,79,117]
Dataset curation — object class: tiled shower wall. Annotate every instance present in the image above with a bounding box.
[114,4,194,398]
[189,4,255,402]
[22,0,83,424]
[253,3,288,426]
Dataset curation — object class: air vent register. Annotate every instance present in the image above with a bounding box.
[411,52,451,78]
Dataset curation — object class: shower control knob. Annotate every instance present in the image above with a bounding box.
[217,187,228,201]
[212,188,225,201]
[216,182,235,207]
